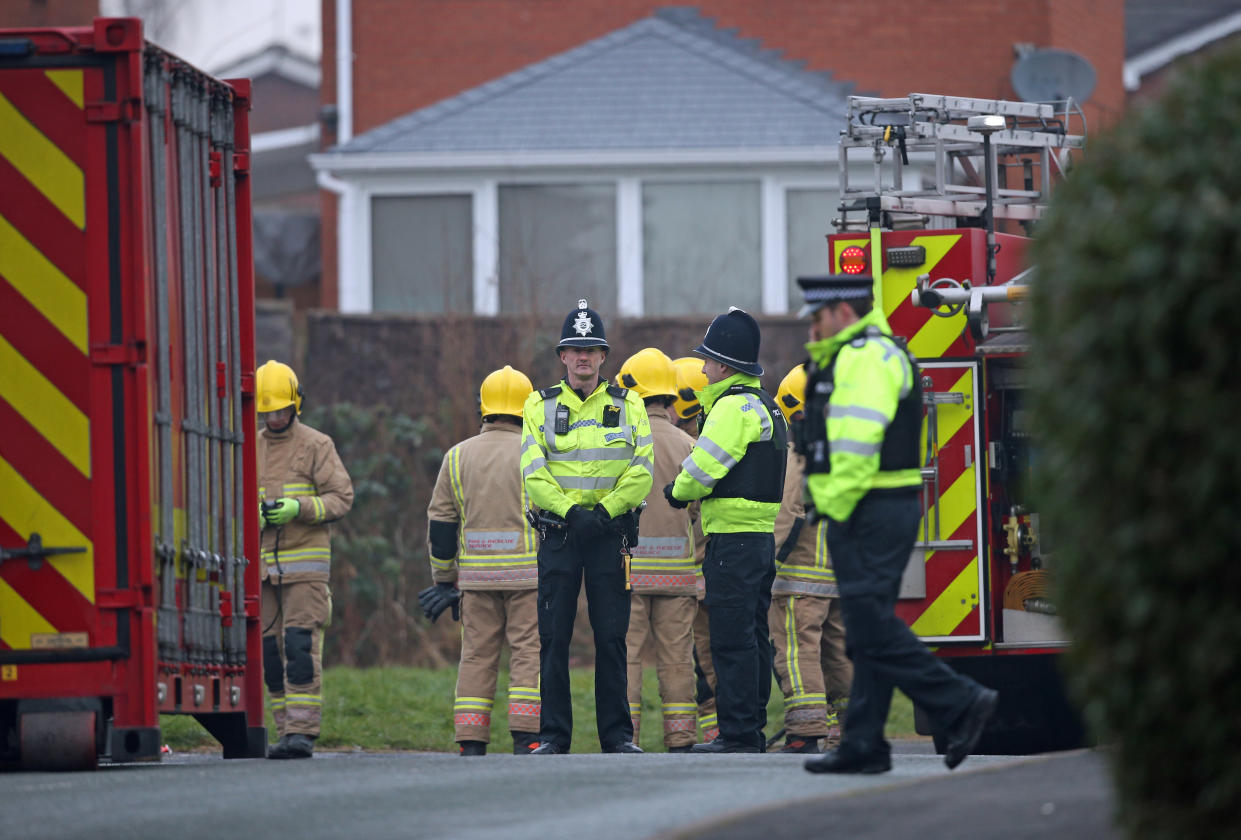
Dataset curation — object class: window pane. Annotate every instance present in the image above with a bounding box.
[498,184,616,314]
[643,181,760,316]
[786,188,838,310]
[371,194,473,313]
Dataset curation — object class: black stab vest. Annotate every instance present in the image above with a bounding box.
[708,385,788,504]
[798,327,922,476]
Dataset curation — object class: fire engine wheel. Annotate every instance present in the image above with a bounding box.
[19,710,98,772]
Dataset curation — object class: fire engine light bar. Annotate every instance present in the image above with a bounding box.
[886,245,926,267]
[0,38,35,56]
[839,245,868,274]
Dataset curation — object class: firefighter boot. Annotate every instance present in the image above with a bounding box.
[512,732,541,755]
[458,740,487,756]
[272,733,315,760]
[266,735,292,760]
[779,736,821,754]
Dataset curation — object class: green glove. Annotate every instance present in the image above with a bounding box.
[263,497,300,526]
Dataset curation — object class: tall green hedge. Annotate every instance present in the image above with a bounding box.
[1028,47,1241,837]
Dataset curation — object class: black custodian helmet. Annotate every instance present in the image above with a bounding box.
[694,307,763,376]
[556,299,609,350]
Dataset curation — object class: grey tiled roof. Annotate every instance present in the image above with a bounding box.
[1126,0,1241,57]
[333,6,853,155]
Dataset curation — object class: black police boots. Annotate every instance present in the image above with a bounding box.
[803,746,890,774]
[943,687,999,769]
[691,736,760,754]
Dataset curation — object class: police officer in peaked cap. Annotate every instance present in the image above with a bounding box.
[666,307,788,753]
[795,275,998,775]
[519,299,654,754]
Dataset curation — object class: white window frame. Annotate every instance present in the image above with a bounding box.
[342,161,861,316]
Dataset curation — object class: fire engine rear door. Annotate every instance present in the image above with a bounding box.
[0,51,129,665]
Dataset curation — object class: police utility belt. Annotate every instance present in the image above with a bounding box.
[524,503,645,549]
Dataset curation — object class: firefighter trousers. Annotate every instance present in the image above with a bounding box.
[769,593,852,737]
[693,601,718,742]
[626,594,697,748]
[537,530,632,751]
[829,491,980,758]
[454,588,541,743]
[701,532,775,748]
[261,579,329,737]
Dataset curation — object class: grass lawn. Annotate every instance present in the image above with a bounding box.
[160,667,921,754]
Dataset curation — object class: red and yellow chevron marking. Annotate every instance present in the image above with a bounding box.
[832,232,975,359]
[0,68,95,652]
[895,365,983,640]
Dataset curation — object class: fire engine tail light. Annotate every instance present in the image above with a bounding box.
[839,245,868,274]
[886,245,926,267]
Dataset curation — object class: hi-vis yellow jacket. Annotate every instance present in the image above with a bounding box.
[520,379,654,519]
[805,308,922,522]
[258,418,354,582]
[427,421,538,590]
[671,372,784,534]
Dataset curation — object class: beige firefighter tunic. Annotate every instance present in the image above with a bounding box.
[427,420,541,742]
[257,417,354,737]
[626,405,698,747]
[769,445,852,739]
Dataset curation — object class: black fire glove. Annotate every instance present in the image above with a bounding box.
[664,482,689,509]
[418,582,461,623]
[565,504,605,539]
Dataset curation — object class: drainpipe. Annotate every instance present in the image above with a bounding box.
[320,0,355,309]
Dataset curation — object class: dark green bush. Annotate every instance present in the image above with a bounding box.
[1028,47,1241,838]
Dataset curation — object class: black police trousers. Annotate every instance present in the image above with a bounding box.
[701,531,776,748]
[828,490,980,757]
[537,528,632,751]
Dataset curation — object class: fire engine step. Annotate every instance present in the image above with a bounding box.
[19,710,98,772]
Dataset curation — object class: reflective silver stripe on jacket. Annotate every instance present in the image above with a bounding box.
[268,561,331,575]
[554,474,619,491]
[680,454,717,488]
[547,447,634,462]
[829,404,889,425]
[695,435,737,470]
[737,394,773,440]
[833,438,883,457]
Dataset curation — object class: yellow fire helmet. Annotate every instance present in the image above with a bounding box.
[479,365,533,419]
[672,356,708,420]
[255,360,302,414]
[616,347,677,401]
[776,363,807,422]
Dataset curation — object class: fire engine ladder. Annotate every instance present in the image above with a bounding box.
[836,93,1085,232]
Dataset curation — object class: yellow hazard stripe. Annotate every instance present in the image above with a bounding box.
[0,454,94,601]
[45,70,84,109]
[0,215,88,353]
[0,336,90,477]
[0,578,58,649]
[911,557,981,637]
[0,91,84,229]
[923,468,977,562]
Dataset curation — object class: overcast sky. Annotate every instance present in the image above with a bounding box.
[99,0,320,74]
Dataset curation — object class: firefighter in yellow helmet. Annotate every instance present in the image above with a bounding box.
[672,355,718,744]
[768,364,852,752]
[255,360,354,759]
[615,349,699,751]
[422,366,542,755]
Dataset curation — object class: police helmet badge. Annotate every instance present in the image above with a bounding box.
[572,299,594,337]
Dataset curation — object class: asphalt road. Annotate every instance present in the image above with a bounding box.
[0,743,1118,840]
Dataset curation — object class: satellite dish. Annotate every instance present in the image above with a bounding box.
[1011,48,1096,104]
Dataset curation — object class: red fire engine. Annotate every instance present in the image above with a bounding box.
[829,94,1086,753]
[0,19,266,769]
